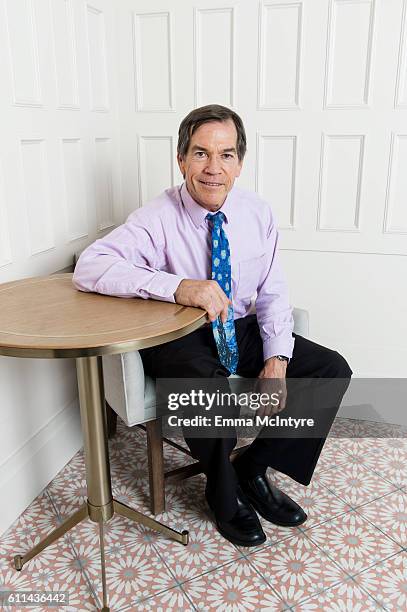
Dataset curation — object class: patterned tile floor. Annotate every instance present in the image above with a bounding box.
[0,418,406,611]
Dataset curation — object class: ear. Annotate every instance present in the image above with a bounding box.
[177,153,186,179]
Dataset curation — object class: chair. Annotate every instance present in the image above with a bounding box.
[102,307,309,514]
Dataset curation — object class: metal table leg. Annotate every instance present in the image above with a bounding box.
[14,355,189,612]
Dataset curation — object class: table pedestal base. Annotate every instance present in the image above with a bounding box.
[14,499,188,610]
[13,352,190,611]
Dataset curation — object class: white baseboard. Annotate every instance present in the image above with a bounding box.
[0,398,83,537]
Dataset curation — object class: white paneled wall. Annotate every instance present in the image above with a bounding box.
[133,11,175,111]
[258,1,303,109]
[0,0,122,283]
[0,0,406,534]
[384,133,407,233]
[0,0,122,536]
[317,134,365,231]
[194,7,236,107]
[255,135,297,229]
[324,0,375,109]
[137,135,175,203]
[116,0,406,377]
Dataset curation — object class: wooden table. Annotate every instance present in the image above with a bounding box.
[0,273,206,611]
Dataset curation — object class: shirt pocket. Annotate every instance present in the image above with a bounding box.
[234,254,266,300]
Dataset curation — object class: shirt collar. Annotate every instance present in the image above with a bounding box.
[180,182,233,229]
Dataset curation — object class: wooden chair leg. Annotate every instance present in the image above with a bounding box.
[146,419,165,514]
[105,401,117,439]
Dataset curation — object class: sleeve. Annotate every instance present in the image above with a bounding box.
[72,212,184,302]
[255,206,295,361]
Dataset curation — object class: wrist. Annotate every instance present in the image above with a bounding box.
[266,355,289,365]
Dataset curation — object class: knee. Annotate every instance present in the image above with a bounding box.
[327,350,353,379]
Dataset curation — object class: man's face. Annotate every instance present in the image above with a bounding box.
[177,119,243,212]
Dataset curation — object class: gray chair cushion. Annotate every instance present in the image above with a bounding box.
[103,308,309,427]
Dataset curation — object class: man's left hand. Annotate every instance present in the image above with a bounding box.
[255,357,288,416]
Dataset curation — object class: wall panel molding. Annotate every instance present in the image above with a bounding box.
[61,138,88,241]
[95,138,115,232]
[137,136,174,204]
[5,0,42,107]
[255,134,297,229]
[194,7,235,107]
[52,0,80,110]
[258,1,303,110]
[20,139,55,255]
[85,4,109,112]
[0,163,12,268]
[317,134,365,232]
[133,11,174,112]
[324,0,376,109]
[383,134,407,234]
[395,0,407,108]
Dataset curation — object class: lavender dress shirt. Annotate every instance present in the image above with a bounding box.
[72,183,295,361]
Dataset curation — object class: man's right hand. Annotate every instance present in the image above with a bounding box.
[175,279,230,323]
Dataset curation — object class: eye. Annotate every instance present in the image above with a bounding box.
[222,153,234,160]
[194,151,207,158]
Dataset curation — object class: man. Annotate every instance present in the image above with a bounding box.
[73,104,352,547]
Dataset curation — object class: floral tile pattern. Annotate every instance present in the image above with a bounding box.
[237,518,301,556]
[111,456,150,493]
[312,437,353,474]
[333,436,380,456]
[15,570,97,611]
[318,462,397,507]
[284,478,352,532]
[182,558,283,610]
[47,472,89,518]
[157,522,243,582]
[353,552,407,610]
[360,447,407,488]
[374,436,407,452]
[329,418,403,440]
[293,576,382,610]
[84,546,178,608]
[0,490,94,608]
[0,418,406,612]
[245,531,348,607]
[303,510,403,574]
[0,492,61,558]
[133,586,195,610]
[354,490,407,548]
[163,444,196,471]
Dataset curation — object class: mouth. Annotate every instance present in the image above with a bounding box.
[198,180,224,188]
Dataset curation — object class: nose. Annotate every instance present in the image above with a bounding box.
[204,155,222,175]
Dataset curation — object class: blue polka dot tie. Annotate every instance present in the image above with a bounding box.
[206,211,239,374]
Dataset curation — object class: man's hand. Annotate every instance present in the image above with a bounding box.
[255,357,288,417]
[175,279,231,323]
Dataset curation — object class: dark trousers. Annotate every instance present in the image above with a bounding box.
[140,315,352,520]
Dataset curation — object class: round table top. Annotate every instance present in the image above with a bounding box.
[0,274,207,358]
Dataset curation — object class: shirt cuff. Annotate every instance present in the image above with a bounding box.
[263,334,295,362]
[145,270,185,303]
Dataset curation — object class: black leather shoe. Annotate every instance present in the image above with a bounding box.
[206,486,266,547]
[239,474,307,527]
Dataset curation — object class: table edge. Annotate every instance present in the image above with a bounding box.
[0,315,207,359]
